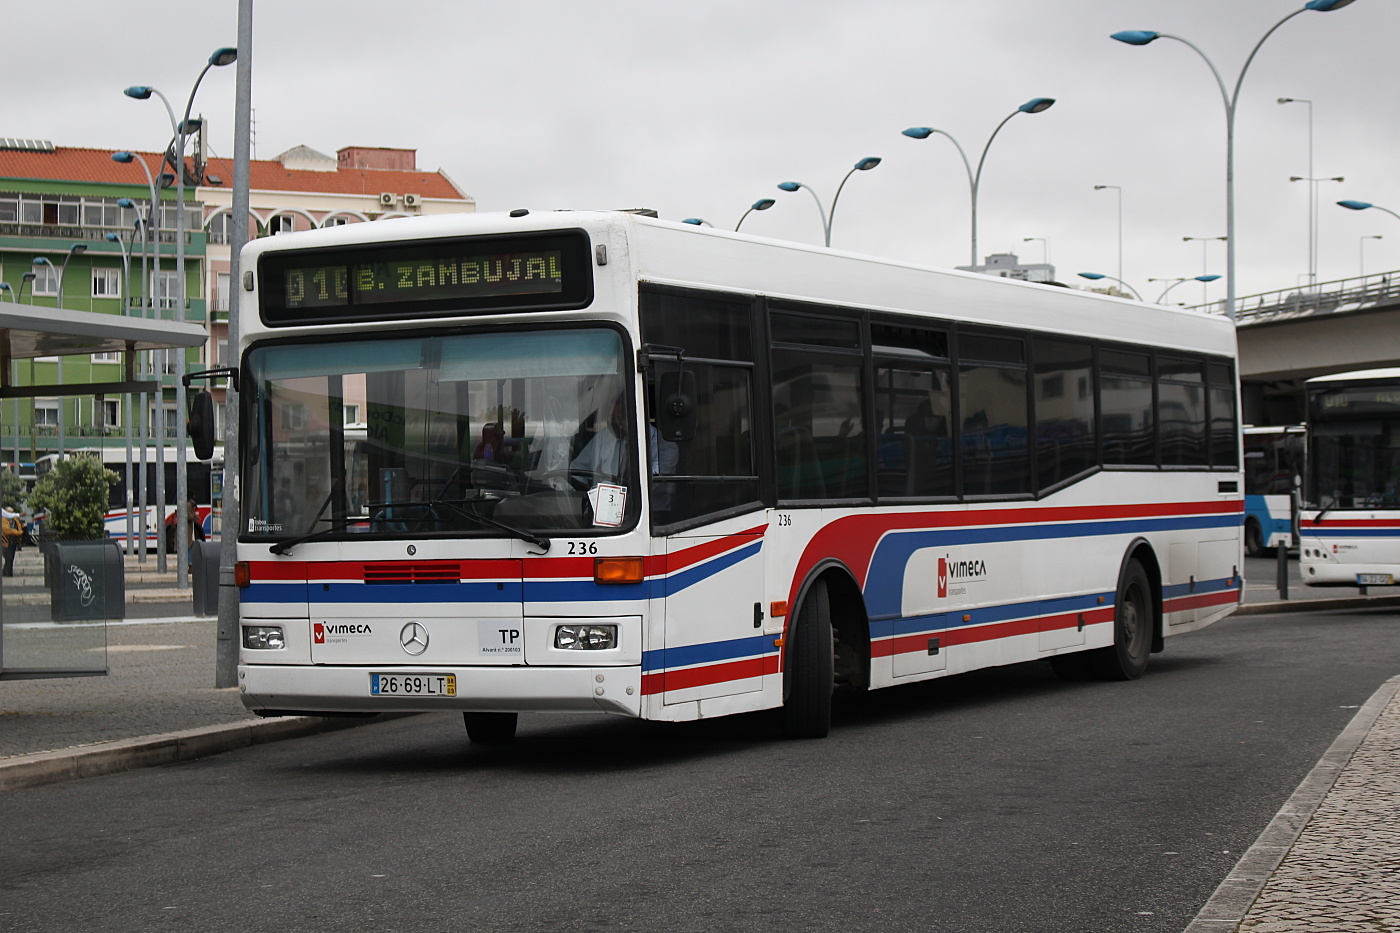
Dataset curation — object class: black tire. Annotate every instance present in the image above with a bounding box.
[463,711,518,745]
[781,578,834,738]
[1244,519,1266,558]
[1088,560,1153,681]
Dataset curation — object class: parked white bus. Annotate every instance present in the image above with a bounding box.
[201,210,1243,742]
[1301,368,1400,587]
[34,446,222,547]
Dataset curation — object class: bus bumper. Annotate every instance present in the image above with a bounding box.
[238,663,643,717]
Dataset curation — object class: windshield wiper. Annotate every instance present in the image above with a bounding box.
[268,515,369,555]
[436,498,550,553]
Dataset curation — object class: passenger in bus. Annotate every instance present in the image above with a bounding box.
[473,422,506,461]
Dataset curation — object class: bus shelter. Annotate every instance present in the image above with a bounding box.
[0,303,206,680]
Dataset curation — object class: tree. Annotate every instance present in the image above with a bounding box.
[1,468,24,510]
[27,454,119,540]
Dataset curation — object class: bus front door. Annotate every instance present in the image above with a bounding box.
[660,521,769,706]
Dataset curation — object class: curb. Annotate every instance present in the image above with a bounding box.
[0,713,407,794]
[1234,594,1400,616]
[1182,675,1400,932]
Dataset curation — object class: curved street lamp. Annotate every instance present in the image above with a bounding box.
[681,218,713,227]
[124,45,237,585]
[777,156,881,247]
[1338,200,1400,223]
[1111,1,1360,320]
[1149,274,1222,304]
[1077,271,1143,301]
[903,97,1056,269]
[734,198,775,232]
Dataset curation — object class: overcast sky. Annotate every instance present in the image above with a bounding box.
[7,0,1397,303]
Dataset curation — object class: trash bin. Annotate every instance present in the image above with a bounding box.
[49,539,125,622]
[192,539,220,617]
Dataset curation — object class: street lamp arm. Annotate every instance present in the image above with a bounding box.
[827,165,859,246]
[1151,34,1233,119]
[779,182,829,246]
[1232,9,1309,113]
[973,109,1022,195]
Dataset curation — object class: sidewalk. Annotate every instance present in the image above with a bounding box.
[2,556,1399,931]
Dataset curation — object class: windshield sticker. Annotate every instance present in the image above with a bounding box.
[589,484,626,527]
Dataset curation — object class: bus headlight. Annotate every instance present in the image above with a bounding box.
[554,624,618,650]
[243,625,285,650]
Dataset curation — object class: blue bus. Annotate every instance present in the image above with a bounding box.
[1243,425,1304,556]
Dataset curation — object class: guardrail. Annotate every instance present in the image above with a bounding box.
[1192,269,1400,324]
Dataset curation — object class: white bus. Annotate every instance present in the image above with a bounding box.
[204,210,1242,742]
[1300,369,1400,587]
[34,446,222,547]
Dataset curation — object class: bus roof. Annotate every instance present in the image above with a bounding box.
[241,210,1237,359]
[1307,368,1400,385]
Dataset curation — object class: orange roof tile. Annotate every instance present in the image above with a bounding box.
[0,146,467,200]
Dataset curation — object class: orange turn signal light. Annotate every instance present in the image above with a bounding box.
[770,600,788,618]
[595,556,644,585]
[234,561,251,588]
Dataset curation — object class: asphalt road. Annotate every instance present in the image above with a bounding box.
[3,606,1398,933]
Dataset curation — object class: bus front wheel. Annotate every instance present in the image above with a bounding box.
[1088,560,1153,681]
[464,711,518,745]
[782,578,834,738]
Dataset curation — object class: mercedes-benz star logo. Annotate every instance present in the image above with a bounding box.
[399,622,429,656]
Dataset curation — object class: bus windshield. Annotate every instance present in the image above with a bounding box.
[242,326,636,541]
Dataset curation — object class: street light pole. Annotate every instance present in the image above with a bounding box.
[1361,235,1383,277]
[113,152,172,571]
[124,46,236,587]
[1183,235,1227,303]
[1112,1,1361,321]
[777,156,882,247]
[904,97,1056,270]
[1093,185,1124,285]
[1023,237,1049,266]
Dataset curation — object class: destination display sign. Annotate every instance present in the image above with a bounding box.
[258,230,593,326]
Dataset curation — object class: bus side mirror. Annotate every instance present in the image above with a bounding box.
[656,370,697,443]
[188,390,216,460]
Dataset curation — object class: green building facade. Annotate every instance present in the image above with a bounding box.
[0,142,207,469]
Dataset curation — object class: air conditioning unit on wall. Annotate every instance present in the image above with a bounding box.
[378,192,397,207]
[403,193,422,208]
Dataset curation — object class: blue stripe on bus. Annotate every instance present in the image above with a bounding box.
[863,514,1237,619]
[869,591,1112,639]
[1300,528,1400,538]
[641,633,774,673]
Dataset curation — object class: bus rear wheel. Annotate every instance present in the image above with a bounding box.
[464,711,518,745]
[781,578,834,738]
[1245,519,1266,558]
[1088,560,1153,681]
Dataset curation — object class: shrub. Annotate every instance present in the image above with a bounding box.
[27,454,119,540]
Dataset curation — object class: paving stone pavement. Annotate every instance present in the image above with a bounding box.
[1234,680,1400,932]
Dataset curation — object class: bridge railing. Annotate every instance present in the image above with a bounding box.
[1190,270,1400,324]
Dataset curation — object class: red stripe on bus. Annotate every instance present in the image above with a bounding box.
[871,607,1116,658]
[1164,590,1239,612]
[646,655,780,695]
[788,500,1243,610]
